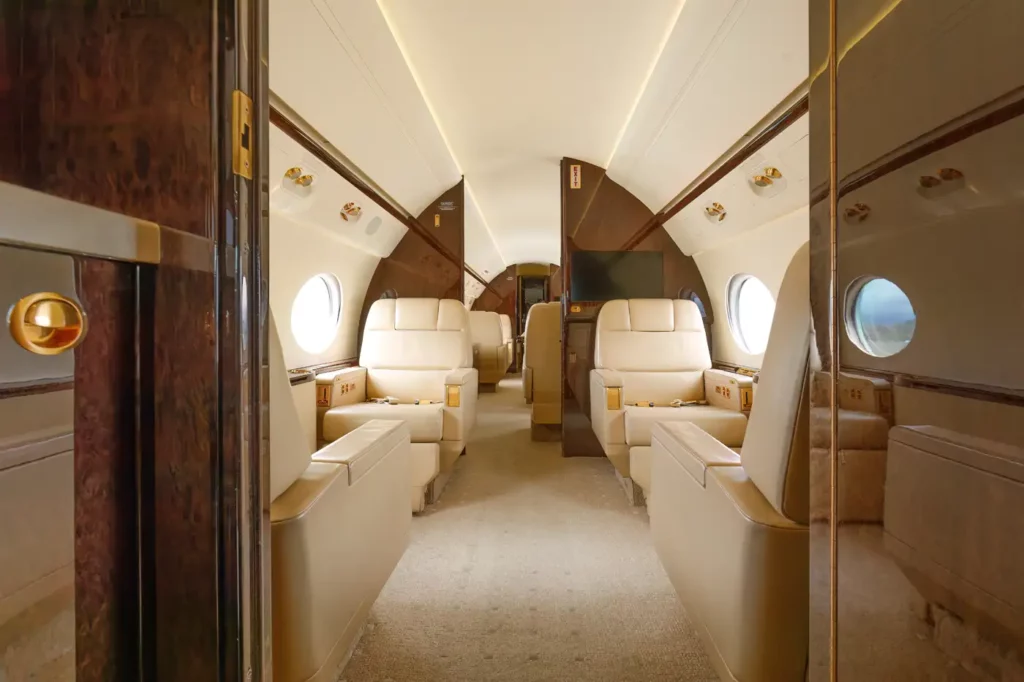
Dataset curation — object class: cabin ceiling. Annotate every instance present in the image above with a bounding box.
[270,0,809,269]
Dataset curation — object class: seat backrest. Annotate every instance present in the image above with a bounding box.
[269,311,314,502]
[740,243,810,524]
[594,299,711,403]
[360,298,472,401]
[524,302,561,389]
[499,314,513,345]
[469,310,503,348]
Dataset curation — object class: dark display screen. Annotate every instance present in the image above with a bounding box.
[569,250,663,302]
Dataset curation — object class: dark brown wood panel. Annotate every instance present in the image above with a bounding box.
[74,259,138,682]
[359,181,466,338]
[471,265,517,318]
[0,1,214,237]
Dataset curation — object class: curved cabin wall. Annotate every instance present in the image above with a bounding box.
[693,206,809,369]
[270,214,379,369]
[358,180,466,343]
[560,158,711,454]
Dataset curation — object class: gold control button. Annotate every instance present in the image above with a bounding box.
[8,292,87,355]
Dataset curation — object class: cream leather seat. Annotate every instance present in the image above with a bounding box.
[469,310,509,386]
[589,298,749,493]
[885,426,1024,660]
[499,313,514,370]
[523,301,561,438]
[269,314,411,682]
[648,243,810,682]
[319,298,478,511]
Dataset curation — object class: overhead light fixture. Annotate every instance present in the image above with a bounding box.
[753,167,783,187]
[843,202,871,223]
[705,202,727,222]
[340,202,362,221]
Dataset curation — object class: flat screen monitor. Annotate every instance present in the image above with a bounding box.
[569,250,664,301]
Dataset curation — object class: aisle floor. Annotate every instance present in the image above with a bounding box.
[341,375,717,682]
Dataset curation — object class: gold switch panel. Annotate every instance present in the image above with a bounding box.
[446,385,461,408]
[606,387,621,411]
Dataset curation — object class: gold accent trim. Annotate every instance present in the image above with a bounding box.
[0,182,161,264]
[8,292,87,356]
[446,385,461,408]
[828,0,839,677]
[232,90,254,180]
[606,387,621,411]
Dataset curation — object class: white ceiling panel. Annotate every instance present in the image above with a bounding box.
[270,0,462,215]
[607,0,808,213]
[269,125,407,259]
[380,0,684,266]
[464,185,507,280]
[663,115,809,256]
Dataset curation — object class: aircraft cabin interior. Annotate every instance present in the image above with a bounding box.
[1,1,1022,681]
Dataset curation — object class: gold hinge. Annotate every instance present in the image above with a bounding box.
[232,90,253,180]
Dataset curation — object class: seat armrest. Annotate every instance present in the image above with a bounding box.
[444,368,479,437]
[444,368,476,386]
[315,366,367,408]
[590,369,625,450]
[652,421,740,488]
[311,420,408,484]
[592,368,623,388]
[704,368,754,413]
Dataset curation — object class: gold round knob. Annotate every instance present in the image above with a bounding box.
[7,292,87,355]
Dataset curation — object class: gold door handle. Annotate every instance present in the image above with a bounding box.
[8,292,87,355]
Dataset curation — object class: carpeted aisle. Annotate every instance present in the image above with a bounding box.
[340,375,718,682]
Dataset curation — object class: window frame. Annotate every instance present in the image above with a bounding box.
[725,273,775,356]
[844,275,916,358]
[290,272,343,354]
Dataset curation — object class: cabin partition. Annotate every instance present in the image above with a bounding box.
[558,158,710,457]
[0,1,269,680]
[809,1,1024,679]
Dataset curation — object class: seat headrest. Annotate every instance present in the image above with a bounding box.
[268,311,314,502]
[595,299,710,372]
[366,298,469,332]
[469,311,504,346]
[361,298,473,370]
[597,299,704,333]
[741,242,811,524]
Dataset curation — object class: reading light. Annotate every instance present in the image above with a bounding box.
[340,202,362,221]
[285,167,302,180]
[705,202,727,222]
[843,202,871,223]
[919,175,941,188]
[296,174,314,187]
[938,168,963,181]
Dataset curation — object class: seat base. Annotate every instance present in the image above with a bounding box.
[613,466,646,507]
[530,421,561,442]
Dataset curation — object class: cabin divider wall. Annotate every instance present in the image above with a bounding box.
[809,1,1024,679]
[0,1,268,680]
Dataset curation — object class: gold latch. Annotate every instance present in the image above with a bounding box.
[232,90,253,180]
[8,292,87,355]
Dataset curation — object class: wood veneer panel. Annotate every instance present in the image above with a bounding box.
[359,181,466,340]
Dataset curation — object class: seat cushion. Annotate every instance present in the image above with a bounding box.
[624,405,747,448]
[324,403,443,443]
[630,446,651,493]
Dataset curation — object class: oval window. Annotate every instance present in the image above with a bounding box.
[845,277,916,357]
[291,274,342,353]
[726,274,775,355]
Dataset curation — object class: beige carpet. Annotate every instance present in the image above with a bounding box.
[340,375,718,682]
